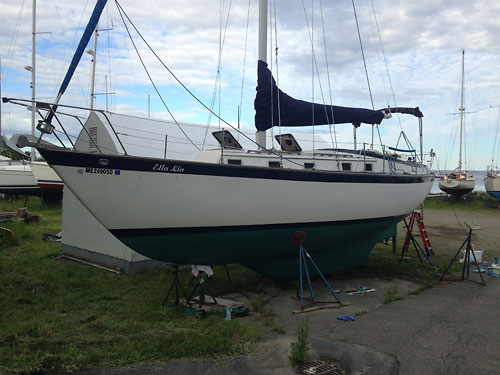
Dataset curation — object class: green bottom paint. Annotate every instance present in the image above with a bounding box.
[115,216,401,281]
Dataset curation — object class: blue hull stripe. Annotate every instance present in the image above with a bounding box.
[38,148,433,185]
[487,191,500,200]
[38,179,63,184]
[110,215,406,237]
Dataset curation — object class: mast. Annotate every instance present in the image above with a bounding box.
[30,0,36,161]
[458,49,464,171]
[255,0,267,150]
[88,26,98,110]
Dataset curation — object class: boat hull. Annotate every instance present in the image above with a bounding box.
[38,148,433,280]
[112,215,401,281]
[29,161,64,191]
[485,175,500,201]
[0,163,40,195]
[438,177,474,196]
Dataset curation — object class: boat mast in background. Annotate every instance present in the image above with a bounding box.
[458,49,465,171]
[88,24,98,110]
[438,49,475,197]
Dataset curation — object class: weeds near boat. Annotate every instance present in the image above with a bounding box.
[424,192,499,211]
[383,286,404,304]
[249,293,286,334]
[290,317,310,365]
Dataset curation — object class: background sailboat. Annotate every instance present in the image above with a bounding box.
[485,105,500,200]
[439,50,475,196]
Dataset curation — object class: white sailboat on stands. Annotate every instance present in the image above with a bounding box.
[439,50,475,196]
[6,0,433,281]
[484,105,500,201]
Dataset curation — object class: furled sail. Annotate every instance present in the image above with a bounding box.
[254,60,385,131]
[380,106,423,118]
[44,0,108,124]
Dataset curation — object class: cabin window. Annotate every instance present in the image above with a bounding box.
[342,162,351,171]
[227,159,242,165]
[365,163,373,172]
[269,161,281,168]
[304,163,315,169]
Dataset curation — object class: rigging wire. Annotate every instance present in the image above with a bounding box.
[113,0,306,168]
[2,0,26,89]
[299,0,338,152]
[352,0,383,154]
[52,0,93,106]
[202,0,233,149]
[368,0,403,131]
[319,0,340,165]
[238,0,252,136]
[351,0,374,110]
[115,1,200,151]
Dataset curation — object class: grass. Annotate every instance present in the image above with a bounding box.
[383,286,404,304]
[364,242,442,285]
[424,192,499,211]
[0,197,263,374]
[249,294,286,334]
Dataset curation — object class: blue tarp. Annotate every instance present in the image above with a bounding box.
[254,60,385,131]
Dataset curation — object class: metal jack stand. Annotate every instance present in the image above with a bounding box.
[188,271,217,309]
[163,265,190,306]
[292,232,345,314]
[440,223,486,286]
[400,218,437,271]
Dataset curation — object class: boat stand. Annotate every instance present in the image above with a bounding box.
[440,225,486,286]
[400,218,437,271]
[188,271,218,309]
[162,265,190,306]
[292,232,345,314]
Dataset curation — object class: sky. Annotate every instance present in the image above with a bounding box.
[1,0,500,171]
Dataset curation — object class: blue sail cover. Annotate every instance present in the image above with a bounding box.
[44,0,107,123]
[254,60,385,131]
[380,106,423,118]
[58,0,107,96]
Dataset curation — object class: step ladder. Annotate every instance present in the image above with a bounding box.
[402,211,433,256]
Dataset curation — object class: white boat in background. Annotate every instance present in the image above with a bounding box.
[0,135,62,198]
[485,104,500,201]
[7,0,433,280]
[484,169,500,201]
[0,157,40,195]
[29,161,63,191]
[439,50,475,196]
